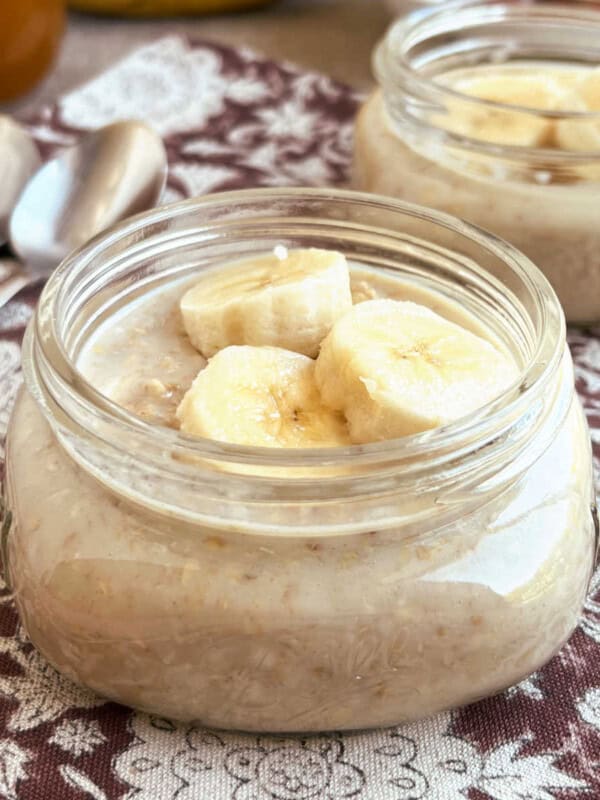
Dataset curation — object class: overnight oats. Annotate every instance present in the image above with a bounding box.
[354,1,600,323]
[2,189,597,732]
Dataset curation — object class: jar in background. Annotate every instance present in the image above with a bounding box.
[2,189,597,732]
[0,1,65,103]
[382,0,600,16]
[355,1,600,323]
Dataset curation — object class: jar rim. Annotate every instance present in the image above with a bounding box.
[27,187,564,478]
[374,0,600,160]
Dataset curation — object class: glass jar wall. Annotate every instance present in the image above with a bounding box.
[2,189,597,732]
[354,1,600,323]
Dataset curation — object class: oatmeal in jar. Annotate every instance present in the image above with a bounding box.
[354,2,600,322]
[80,253,514,444]
[3,189,596,731]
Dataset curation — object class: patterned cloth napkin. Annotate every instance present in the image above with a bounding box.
[0,36,599,800]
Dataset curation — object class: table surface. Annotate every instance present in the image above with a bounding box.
[4,0,388,116]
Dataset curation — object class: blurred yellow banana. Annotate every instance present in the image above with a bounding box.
[69,0,274,16]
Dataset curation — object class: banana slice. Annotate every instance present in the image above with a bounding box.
[576,67,600,111]
[176,345,351,448]
[446,74,576,147]
[315,300,518,444]
[555,68,600,153]
[180,248,352,359]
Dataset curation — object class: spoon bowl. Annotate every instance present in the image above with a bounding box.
[0,116,41,243]
[9,120,168,275]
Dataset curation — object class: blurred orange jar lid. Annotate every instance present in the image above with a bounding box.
[68,0,276,15]
[0,1,65,103]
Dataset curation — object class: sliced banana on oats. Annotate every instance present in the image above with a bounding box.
[180,248,352,359]
[315,300,518,444]
[176,345,351,448]
[447,74,577,147]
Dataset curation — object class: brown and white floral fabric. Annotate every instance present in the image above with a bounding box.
[0,36,599,800]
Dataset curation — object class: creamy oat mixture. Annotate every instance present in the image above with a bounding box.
[354,62,600,322]
[5,261,596,730]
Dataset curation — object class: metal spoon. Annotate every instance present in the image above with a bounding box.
[1,120,167,307]
[0,116,41,243]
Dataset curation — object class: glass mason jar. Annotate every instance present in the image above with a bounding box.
[2,188,597,732]
[383,0,600,14]
[354,1,600,324]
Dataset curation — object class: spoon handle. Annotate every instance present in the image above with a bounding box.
[0,259,32,309]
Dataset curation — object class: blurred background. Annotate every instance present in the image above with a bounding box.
[1,0,393,113]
